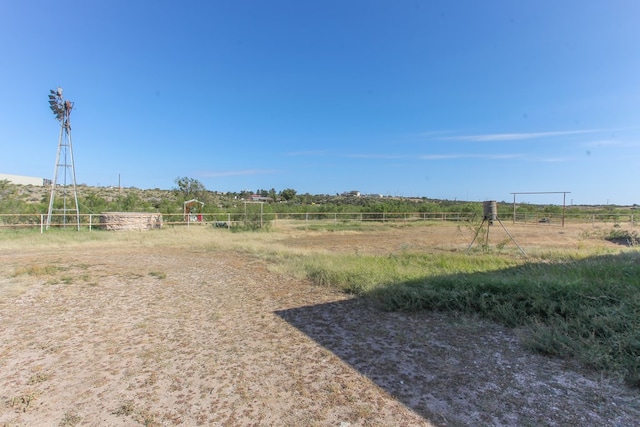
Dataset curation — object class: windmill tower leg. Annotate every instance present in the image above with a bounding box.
[67,125,80,230]
[46,126,63,229]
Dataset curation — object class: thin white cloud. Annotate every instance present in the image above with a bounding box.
[419,154,465,160]
[420,153,522,160]
[199,169,279,177]
[347,154,404,159]
[442,129,602,142]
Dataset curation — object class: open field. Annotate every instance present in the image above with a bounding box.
[1,223,639,426]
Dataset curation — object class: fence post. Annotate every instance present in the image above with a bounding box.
[40,214,44,234]
[89,214,92,232]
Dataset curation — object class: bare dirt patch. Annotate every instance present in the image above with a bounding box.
[1,224,639,426]
[277,222,623,255]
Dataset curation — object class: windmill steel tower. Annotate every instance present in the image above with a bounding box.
[46,87,80,230]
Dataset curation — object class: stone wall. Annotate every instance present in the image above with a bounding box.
[99,212,163,231]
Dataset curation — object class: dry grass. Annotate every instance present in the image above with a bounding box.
[1,223,639,426]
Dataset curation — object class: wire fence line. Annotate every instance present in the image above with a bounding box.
[0,211,636,232]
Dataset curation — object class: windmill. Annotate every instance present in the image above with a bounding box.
[46,87,80,230]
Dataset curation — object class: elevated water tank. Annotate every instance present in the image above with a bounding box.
[482,201,497,222]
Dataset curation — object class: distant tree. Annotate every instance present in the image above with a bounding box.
[298,193,312,204]
[238,190,253,200]
[280,188,297,201]
[116,192,145,211]
[81,193,108,213]
[174,177,207,201]
[268,188,277,202]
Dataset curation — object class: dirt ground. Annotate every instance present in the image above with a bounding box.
[1,223,639,426]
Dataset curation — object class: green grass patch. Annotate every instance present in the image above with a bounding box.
[288,249,640,386]
[369,251,640,386]
[605,229,640,247]
[294,251,520,294]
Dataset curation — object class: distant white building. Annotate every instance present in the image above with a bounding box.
[249,194,271,202]
[0,173,47,186]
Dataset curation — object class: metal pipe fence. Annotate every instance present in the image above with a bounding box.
[512,212,636,227]
[0,211,635,232]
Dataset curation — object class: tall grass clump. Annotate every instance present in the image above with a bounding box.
[605,229,640,247]
[297,251,520,295]
[371,251,640,386]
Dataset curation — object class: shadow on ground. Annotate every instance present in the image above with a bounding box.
[276,299,552,426]
[275,254,640,426]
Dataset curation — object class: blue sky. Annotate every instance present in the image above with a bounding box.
[1,1,638,205]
